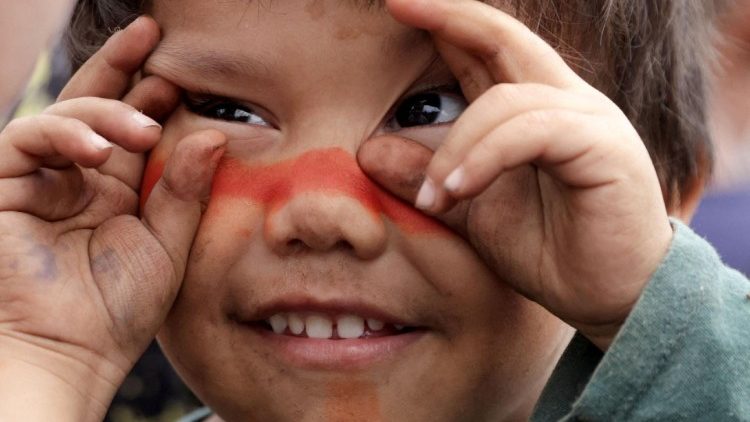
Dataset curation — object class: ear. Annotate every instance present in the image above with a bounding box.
[669,174,707,224]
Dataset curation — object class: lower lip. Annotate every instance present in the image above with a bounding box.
[242,325,426,371]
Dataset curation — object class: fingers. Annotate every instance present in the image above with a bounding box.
[433,84,592,171]
[141,130,226,277]
[58,16,161,101]
[357,135,464,230]
[416,84,596,211]
[358,135,433,201]
[386,0,585,88]
[434,39,494,102]
[0,168,91,221]
[101,75,181,190]
[42,96,167,190]
[0,115,113,178]
[122,75,181,122]
[439,110,628,202]
[44,97,162,152]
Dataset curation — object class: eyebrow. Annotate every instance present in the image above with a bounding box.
[146,30,432,90]
[145,42,274,88]
[349,0,385,11]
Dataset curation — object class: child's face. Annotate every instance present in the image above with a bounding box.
[143,1,572,420]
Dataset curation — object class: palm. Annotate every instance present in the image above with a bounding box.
[464,166,668,331]
[0,166,171,368]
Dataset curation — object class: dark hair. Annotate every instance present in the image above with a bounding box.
[65,0,726,207]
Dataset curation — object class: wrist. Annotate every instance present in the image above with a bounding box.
[576,321,625,351]
[0,359,110,422]
[0,337,128,422]
[579,219,675,351]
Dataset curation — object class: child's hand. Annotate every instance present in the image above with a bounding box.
[360,0,674,350]
[0,17,224,419]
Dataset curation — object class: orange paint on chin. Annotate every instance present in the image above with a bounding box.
[324,380,381,422]
[140,148,446,234]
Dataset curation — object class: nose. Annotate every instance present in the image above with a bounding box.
[266,192,388,259]
[263,149,389,260]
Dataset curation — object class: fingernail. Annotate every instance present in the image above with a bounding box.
[444,166,465,193]
[415,177,436,210]
[88,132,113,150]
[132,112,161,129]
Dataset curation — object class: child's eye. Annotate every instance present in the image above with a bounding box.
[183,93,272,127]
[385,91,468,131]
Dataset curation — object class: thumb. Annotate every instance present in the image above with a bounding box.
[142,129,226,283]
[358,135,431,200]
[358,135,469,232]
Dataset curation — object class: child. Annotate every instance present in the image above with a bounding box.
[0,0,748,420]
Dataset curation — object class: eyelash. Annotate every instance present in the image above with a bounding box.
[182,84,468,131]
[183,92,273,127]
[384,83,467,131]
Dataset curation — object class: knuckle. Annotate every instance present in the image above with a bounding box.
[475,132,501,158]
[454,67,483,95]
[2,117,31,138]
[486,83,553,106]
[60,116,92,137]
[522,109,555,128]
[521,109,580,132]
[486,83,519,105]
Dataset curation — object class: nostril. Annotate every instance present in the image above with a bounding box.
[286,239,306,254]
[333,240,354,252]
[283,239,355,255]
[267,193,388,259]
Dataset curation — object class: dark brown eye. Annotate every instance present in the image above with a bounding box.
[388,92,467,130]
[184,94,270,127]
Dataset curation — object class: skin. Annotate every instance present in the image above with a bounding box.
[142,148,448,235]
[145,1,570,420]
[0,0,700,420]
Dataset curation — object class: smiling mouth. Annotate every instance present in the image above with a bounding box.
[228,300,428,369]
[253,312,418,340]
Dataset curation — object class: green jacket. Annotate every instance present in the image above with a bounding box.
[533,221,750,421]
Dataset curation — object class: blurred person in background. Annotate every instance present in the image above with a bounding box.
[0,1,76,122]
[692,0,750,276]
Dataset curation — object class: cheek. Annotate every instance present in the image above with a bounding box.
[144,147,451,235]
[205,148,449,235]
[189,198,264,274]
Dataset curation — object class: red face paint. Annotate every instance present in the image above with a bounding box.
[141,148,447,234]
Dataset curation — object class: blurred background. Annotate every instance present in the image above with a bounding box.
[1,1,748,421]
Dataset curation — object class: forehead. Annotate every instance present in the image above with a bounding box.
[149,0,422,50]
[147,0,434,90]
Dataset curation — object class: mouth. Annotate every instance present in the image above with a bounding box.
[229,301,428,370]
[255,312,417,339]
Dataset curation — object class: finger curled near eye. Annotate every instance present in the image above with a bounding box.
[386,0,589,89]
[0,114,114,179]
[58,15,162,102]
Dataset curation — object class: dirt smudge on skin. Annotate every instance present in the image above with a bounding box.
[305,0,327,20]
[325,379,381,422]
[335,25,362,40]
[29,245,58,281]
[91,249,119,276]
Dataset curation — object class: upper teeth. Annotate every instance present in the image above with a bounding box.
[265,313,395,339]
